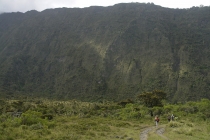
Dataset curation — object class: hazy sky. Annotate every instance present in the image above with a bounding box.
[0,0,209,13]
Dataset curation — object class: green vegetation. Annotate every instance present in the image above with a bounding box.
[0,98,210,139]
[0,3,210,102]
[137,90,166,107]
[0,3,210,138]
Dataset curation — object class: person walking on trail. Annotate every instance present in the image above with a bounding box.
[155,115,159,126]
[171,114,174,121]
[167,115,171,122]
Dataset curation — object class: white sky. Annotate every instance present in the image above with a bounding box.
[0,0,209,13]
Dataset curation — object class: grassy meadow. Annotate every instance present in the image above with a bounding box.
[0,98,210,140]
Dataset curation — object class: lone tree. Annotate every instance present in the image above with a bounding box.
[137,90,167,107]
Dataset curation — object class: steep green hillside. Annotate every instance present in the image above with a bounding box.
[0,3,210,102]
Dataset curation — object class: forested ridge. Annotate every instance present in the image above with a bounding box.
[0,3,210,102]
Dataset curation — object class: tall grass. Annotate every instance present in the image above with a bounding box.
[0,98,209,139]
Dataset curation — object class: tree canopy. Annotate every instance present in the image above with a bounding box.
[137,90,167,107]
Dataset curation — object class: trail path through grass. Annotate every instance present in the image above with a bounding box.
[156,127,168,140]
[140,126,155,140]
[140,125,168,140]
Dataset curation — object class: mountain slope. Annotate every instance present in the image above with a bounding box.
[0,3,210,102]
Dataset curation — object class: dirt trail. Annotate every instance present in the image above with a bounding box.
[140,126,169,140]
[156,127,168,140]
[139,126,155,140]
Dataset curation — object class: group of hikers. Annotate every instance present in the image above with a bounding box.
[154,114,175,126]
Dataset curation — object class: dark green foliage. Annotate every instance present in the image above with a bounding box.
[41,114,53,120]
[163,105,174,114]
[137,90,167,107]
[0,99,6,114]
[178,105,198,114]
[118,99,134,107]
[0,4,210,102]
[152,106,163,116]
[118,103,142,120]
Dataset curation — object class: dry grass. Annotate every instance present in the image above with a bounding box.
[163,120,210,140]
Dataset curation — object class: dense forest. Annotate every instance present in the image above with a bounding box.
[0,3,210,102]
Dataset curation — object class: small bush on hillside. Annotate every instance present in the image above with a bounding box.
[163,105,174,113]
[178,105,198,114]
[0,114,10,123]
[152,106,163,116]
[11,117,21,127]
[168,121,183,127]
[197,99,210,112]
[29,122,43,130]
[21,110,47,125]
[118,103,141,120]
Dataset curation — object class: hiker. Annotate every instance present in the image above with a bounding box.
[167,115,171,122]
[154,115,159,126]
[171,114,174,121]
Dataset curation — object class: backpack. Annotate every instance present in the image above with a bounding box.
[155,118,159,122]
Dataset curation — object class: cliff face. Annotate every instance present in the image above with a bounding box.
[0,3,210,102]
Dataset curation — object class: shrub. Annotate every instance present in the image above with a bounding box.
[168,121,183,127]
[178,105,198,114]
[21,110,46,125]
[163,105,173,113]
[11,117,21,127]
[29,123,43,130]
[41,114,53,120]
[117,103,141,120]
[152,106,163,116]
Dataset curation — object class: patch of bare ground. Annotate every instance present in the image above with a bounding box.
[140,126,169,140]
